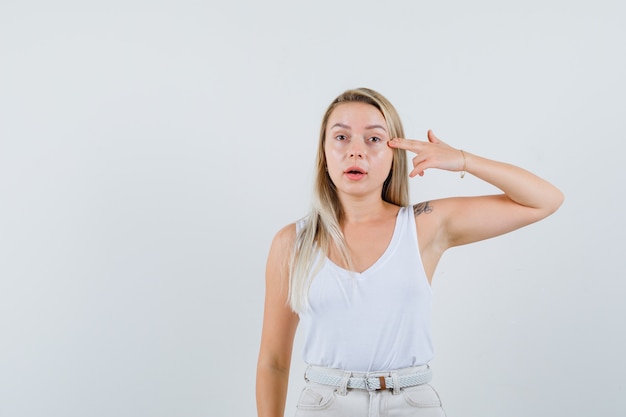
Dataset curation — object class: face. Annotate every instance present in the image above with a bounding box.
[324,102,394,199]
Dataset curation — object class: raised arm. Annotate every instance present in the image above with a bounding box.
[389,130,564,249]
[256,224,299,417]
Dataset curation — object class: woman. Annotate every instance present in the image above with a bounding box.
[256,88,563,416]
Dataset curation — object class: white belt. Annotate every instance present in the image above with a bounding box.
[305,366,432,391]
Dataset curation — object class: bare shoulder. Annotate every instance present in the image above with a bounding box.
[412,201,434,217]
[412,199,453,251]
[413,197,466,220]
[266,223,298,271]
[271,223,297,251]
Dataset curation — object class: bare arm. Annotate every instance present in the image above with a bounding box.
[256,224,299,417]
[389,130,564,251]
[440,150,563,247]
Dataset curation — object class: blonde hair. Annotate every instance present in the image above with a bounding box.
[288,88,409,312]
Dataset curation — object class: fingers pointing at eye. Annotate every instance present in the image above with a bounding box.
[388,137,427,177]
[388,130,446,152]
[388,137,416,151]
[388,130,459,177]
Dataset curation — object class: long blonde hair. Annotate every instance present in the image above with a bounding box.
[288,88,409,312]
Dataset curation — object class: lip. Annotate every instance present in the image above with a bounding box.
[343,166,367,180]
[343,166,367,174]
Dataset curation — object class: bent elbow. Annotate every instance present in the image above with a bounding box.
[552,188,565,212]
[542,188,565,217]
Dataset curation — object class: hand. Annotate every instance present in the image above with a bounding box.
[388,130,465,177]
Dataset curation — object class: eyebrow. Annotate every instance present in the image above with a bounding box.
[330,123,388,132]
[365,124,388,132]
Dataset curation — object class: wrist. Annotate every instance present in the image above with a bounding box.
[459,149,467,178]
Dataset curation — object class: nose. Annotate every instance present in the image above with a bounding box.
[348,142,364,158]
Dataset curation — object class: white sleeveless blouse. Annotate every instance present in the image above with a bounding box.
[298,206,434,372]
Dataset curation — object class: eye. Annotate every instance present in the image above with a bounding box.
[369,136,382,143]
[335,134,348,141]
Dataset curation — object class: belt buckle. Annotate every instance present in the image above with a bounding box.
[365,376,387,391]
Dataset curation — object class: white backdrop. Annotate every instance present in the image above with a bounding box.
[1,1,625,416]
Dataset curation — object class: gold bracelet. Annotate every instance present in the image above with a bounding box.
[460,149,466,178]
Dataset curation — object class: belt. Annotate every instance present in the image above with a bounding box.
[305,366,432,391]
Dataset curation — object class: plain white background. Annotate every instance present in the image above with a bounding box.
[1,1,624,416]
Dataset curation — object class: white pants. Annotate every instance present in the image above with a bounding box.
[295,365,447,417]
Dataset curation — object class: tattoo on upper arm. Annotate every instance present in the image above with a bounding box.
[413,202,433,216]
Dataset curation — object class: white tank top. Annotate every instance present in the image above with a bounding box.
[298,206,434,372]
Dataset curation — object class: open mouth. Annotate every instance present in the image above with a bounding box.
[344,167,366,175]
[344,167,367,179]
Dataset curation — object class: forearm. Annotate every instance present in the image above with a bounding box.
[463,151,564,213]
[256,363,290,417]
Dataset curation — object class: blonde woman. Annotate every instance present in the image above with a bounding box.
[256,88,563,417]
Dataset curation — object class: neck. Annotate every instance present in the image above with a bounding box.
[338,194,394,224]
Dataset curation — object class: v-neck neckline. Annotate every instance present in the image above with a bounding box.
[325,206,405,278]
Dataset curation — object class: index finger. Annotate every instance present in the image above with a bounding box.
[388,137,423,152]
